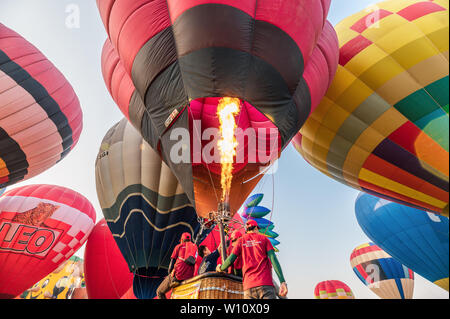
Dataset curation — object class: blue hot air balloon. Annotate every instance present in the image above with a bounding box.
[355,192,449,291]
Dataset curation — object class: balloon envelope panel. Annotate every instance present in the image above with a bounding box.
[98,1,339,218]
[0,24,83,189]
[350,242,415,299]
[0,184,96,299]
[292,0,449,216]
[84,219,133,299]
[314,280,354,299]
[355,192,449,291]
[95,118,203,298]
[22,256,86,299]
[244,193,264,208]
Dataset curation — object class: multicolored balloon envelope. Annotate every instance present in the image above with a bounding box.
[98,0,339,218]
[243,217,273,230]
[84,219,133,299]
[351,243,414,299]
[21,256,87,299]
[244,194,264,208]
[314,280,355,299]
[0,24,83,189]
[95,118,203,299]
[243,206,271,218]
[292,0,449,216]
[0,184,96,299]
[355,192,449,291]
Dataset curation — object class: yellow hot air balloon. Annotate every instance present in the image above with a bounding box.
[22,256,86,299]
[292,0,449,216]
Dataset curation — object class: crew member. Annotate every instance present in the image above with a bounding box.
[227,230,243,277]
[217,220,288,299]
[197,243,222,275]
[156,232,198,299]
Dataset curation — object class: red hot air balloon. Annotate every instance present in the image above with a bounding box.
[314,280,355,299]
[0,184,96,299]
[84,219,133,299]
[0,24,83,189]
[98,0,339,218]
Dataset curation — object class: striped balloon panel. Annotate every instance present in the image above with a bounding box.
[314,280,354,299]
[95,118,201,271]
[97,0,339,146]
[351,242,414,299]
[292,0,449,216]
[0,24,82,189]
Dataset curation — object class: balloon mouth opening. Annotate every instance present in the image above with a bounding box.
[187,97,281,176]
[132,267,167,299]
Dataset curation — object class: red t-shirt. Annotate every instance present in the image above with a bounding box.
[171,242,198,281]
[231,232,274,290]
[227,244,242,273]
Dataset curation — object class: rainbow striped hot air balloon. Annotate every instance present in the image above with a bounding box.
[351,243,414,299]
[314,280,355,299]
[292,0,449,217]
[355,192,449,291]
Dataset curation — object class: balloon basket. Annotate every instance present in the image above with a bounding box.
[170,272,243,299]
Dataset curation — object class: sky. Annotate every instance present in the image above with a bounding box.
[0,0,448,299]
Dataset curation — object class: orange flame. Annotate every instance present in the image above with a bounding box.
[217,97,241,202]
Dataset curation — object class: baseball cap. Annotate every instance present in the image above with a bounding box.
[180,232,191,241]
[245,219,259,229]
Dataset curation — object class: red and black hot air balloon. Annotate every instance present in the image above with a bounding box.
[98,0,339,218]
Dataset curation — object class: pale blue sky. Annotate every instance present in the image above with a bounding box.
[0,0,447,299]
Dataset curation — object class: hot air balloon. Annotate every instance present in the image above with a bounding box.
[84,219,134,299]
[355,192,449,291]
[0,184,96,299]
[95,118,205,299]
[21,255,87,299]
[351,243,414,299]
[292,0,449,217]
[98,0,339,218]
[314,280,355,299]
[0,24,83,189]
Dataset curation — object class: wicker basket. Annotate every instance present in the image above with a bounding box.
[171,272,243,299]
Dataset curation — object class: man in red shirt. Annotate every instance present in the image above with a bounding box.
[227,230,243,277]
[217,219,288,299]
[156,232,198,299]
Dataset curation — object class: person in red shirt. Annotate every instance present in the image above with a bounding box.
[227,230,243,277]
[156,232,198,299]
[217,219,288,299]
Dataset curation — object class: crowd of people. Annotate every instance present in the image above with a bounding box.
[156,219,288,299]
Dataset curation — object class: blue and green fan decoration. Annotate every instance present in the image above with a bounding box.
[241,193,280,252]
